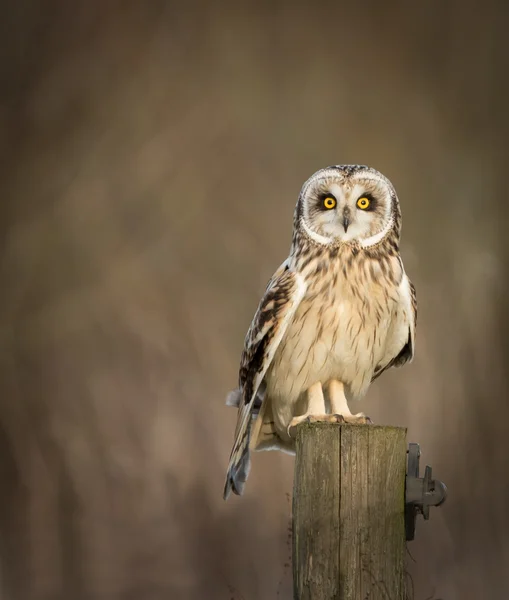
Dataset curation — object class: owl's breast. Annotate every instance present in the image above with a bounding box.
[266,260,400,403]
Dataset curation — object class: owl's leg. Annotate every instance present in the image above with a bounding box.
[287,381,340,437]
[328,380,372,424]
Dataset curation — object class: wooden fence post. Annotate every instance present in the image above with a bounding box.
[292,422,407,600]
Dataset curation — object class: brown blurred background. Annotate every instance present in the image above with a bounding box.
[0,1,508,598]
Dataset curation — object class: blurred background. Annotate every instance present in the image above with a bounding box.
[0,1,507,598]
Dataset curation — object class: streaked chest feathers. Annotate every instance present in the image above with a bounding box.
[267,248,406,402]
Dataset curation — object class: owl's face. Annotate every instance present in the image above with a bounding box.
[297,166,398,246]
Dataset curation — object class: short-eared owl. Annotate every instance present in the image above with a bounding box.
[224,165,416,499]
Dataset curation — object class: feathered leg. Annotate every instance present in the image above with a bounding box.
[328,379,372,424]
[286,381,336,435]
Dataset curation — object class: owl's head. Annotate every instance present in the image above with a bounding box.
[295,165,401,248]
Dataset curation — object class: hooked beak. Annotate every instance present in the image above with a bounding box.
[342,210,350,233]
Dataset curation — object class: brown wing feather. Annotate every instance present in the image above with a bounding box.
[223,265,306,499]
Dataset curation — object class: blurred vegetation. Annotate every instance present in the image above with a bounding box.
[0,1,507,598]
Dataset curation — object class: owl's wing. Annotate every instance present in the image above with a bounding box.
[372,275,417,381]
[224,260,291,413]
[223,262,306,500]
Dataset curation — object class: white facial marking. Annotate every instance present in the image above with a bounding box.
[300,217,332,245]
[300,169,395,246]
[360,215,395,248]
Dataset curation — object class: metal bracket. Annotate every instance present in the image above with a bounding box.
[405,442,447,541]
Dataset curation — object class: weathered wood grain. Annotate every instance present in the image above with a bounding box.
[292,423,407,600]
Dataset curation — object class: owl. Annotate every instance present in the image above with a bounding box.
[223,165,416,500]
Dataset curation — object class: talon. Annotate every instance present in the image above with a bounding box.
[350,414,373,425]
[353,412,373,425]
[333,414,345,423]
[288,414,316,438]
[334,413,374,425]
[307,414,334,424]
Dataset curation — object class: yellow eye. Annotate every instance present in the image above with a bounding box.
[357,197,370,210]
[323,196,336,209]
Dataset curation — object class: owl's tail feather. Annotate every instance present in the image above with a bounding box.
[223,441,251,500]
[223,400,253,500]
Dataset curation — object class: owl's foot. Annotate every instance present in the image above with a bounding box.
[327,380,373,424]
[335,412,373,425]
[287,414,344,438]
[286,381,328,437]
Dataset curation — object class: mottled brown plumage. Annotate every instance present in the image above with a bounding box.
[224,165,416,499]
